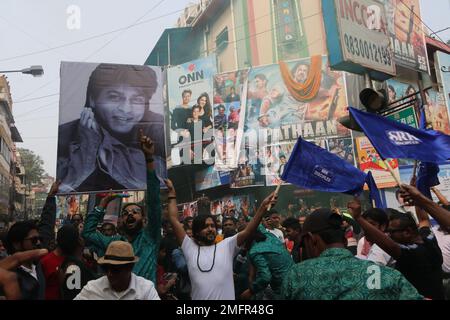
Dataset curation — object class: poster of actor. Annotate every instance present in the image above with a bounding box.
[57,62,167,193]
[385,0,429,72]
[244,55,350,159]
[213,70,249,171]
[167,56,217,167]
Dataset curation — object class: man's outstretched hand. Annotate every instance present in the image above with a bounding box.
[347,197,362,220]
[0,249,48,300]
[139,129,155,159]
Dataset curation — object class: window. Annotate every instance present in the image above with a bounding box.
[215,27,229,53]
[0,138,10,164]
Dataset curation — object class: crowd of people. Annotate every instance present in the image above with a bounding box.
[1,130,449,300]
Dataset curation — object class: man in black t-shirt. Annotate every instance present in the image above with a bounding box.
[387,213,444,300]
[348,196,444,300]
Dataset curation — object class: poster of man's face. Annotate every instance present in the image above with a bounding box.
[57,62,167,194]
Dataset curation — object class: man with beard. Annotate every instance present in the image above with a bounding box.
[222,217,238,239]
[82,131,162,283]
[165,181,278,300]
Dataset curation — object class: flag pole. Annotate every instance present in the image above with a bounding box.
[268,181,283,211]
[412,160,418,181]
[383,159,402,187]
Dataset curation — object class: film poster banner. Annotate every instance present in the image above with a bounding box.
[178,201,199,220]
[195,166,230,192]
[355,137,400,189]
[384,0,429,72]
[263,139,329,186]
[167,56,217,167]
[398,163,450,204]
[386,79,450,134]
[210,194,255,219]
[230,146,265,188]
[244,55,350,152]
[213,70,249,171]
[57,62,167,194]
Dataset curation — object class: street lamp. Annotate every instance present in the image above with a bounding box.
[0,65,44,77]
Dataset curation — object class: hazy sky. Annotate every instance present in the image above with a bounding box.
[0,0,449,177]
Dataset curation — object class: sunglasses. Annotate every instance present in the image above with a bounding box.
[24,236,43,245]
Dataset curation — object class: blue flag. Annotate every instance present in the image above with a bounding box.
[349,107,450,162]
[281,138,384,208]
[416,106,440,200]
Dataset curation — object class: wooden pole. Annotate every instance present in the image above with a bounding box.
[267,181,282,211]
[383,159,402,187]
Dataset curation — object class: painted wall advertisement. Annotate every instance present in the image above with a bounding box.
[355,136,400,189]
[167,55,217,167]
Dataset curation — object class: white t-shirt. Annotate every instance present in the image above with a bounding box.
[267,228,284,242]
[181,234,239,300]
[432,225,450,273]
[356,237,395,267]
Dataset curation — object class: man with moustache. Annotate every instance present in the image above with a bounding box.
[165,179,278,300]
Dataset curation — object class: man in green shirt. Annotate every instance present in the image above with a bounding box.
[282,208,423,300]
[82,130,161,283]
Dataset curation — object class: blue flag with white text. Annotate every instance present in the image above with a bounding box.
[281,138,383,208]
[349,107,450,162]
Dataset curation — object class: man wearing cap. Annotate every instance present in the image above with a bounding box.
[57,63,166,193]
[282,208,424,300]
[74,241,160,300]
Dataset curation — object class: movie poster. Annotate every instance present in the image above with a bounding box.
[210,194,255,219]
[178,201,198,220]
[167,56,217,167]
[213,70,249,171]
[327,137,356,166]
[355,137,400,189]
[195,166,230,192]
[244,55,350,149]
[230,147,265,188]
[424,90,450,135]
[57,62,166,194]
[263,142,296,186]
[385,0,429,72]
[386,79,450,134]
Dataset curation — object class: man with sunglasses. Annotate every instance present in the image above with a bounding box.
[74,241,160,300]
[282,208,423,300]
[3,181,61,300]
[82,131,162,283]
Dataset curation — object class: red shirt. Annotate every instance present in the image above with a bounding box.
[41,251,65,300]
